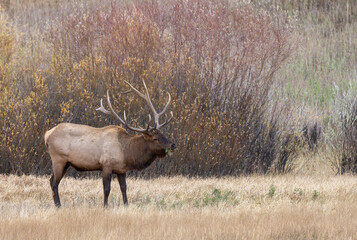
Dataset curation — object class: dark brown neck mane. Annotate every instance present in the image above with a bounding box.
[124,135,158,170]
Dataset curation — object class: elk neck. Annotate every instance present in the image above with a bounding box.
[124,135,157,171]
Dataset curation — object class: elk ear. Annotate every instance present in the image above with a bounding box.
[142,131,153,138]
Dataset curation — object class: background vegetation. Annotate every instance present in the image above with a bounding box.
[1,0,357,176]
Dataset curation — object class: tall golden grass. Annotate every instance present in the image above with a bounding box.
[1,174,357,239]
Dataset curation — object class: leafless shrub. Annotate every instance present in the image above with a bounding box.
[302,121,322,152]
[327,83,357,174]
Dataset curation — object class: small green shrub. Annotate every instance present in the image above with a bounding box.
[312,190,319,201]
[202,189,235,206]
[268,185,276,198]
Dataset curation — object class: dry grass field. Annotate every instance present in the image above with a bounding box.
[0,174,357,239]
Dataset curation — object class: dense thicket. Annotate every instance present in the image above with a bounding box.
[4,0,357,176]
[0,0,301,176]
[0,0,357,177]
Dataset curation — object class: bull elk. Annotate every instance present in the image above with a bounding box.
[45,80,176,207]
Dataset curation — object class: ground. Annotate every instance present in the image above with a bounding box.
[0,174,356,239]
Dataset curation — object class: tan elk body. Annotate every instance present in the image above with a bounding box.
[45,80,176,207]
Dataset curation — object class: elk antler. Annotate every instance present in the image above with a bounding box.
[124,79,173,130]
[96,90,151,133]
[96,80,173,133]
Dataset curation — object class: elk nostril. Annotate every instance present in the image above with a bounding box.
[171,143,176,149]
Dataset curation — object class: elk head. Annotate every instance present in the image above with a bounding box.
[96,80,176,157]
[143,128,176,157]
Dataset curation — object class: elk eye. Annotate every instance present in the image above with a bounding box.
[153,138,159,142]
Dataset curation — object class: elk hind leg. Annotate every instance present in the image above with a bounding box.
[50,161,69,208]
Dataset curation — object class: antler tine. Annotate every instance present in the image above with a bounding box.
[123,110,147,132]
[105,90,126,126]
[124,80,158,119]
[120,90,132,94]
[96,98,112,115]
[157,111,173,129]
[158,92,171,117]
[141,80,158,113]
[123,110,127,121]
[145,114,151,131]
[96,90,148,133]
[123,80,158,127]
[123,80,147,99]
[142,80,173,129]
[124,79,173,130]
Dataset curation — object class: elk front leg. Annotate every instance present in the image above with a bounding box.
[102,169,112,207]
[117,173,128,205]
